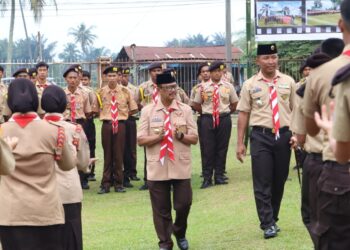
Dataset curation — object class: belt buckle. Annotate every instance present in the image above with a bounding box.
[272,128,275,134]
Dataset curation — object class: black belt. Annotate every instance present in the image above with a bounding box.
[308,152,322,161]
[252,126,290,135]
[65,118,85,123]
[103,120,126,124]
[127,116,138,121]
[324,160,350,169]
[201,113,231,118]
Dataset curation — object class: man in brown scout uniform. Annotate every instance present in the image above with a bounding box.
[121,67,140,186]
[137,72,198,250]
[290,40,343,245]
[81,70,99,182]
[236,44,297,239]
[35,61,52,89]
[192,61,239,189]
[138,62,163,190]
[303,2,350,247]
[190,62,211,177]
[97,66,138,194]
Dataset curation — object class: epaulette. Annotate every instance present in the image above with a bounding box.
[47,121,66,160]
[332,63,350,86]
[139,87,145,101]
[95,92,102,109]
[296,84,306,98]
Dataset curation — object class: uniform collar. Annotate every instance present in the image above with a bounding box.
[9,112,40,128]
[44,113,64,122]
[65,87,80,95]
[155,99,180,111]
[256,70,282,81]
[107,84,121,93]
[343,44,350,53]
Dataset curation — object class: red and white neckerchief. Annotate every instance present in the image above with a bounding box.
[152,83,159,104]
[263,78,280,140]
[111,93,119,134]
[10,113,40,128]
[343,50,350,57]
[44,114,63,122]
[159,108,175,166]
[70,94,76,122]
[212,82,220,128]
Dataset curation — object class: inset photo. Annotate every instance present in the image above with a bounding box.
[306,0,341,26]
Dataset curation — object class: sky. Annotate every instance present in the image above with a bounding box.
[0,0,247,59]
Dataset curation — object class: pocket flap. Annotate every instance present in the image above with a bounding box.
[321,181,350,195]
[147,154,159,162]
[179,152,191,160]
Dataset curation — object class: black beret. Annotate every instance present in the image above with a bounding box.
[69,64,83,73]
[82,70,91,78]
[209,61,225,72]
[63,67,80,78]
[122,67,131,74]
[305,53,332,69]
[148,62,162,71]
[12,68,29,77]
[35,61,49,69]
[163,68,176,75]
[156,73,176,85]
[28,68,37,77]
[257,43,278,55]
[103,66,122,74]
[7,78,39,113]
[299,61,307,74]
[42,85,67,113]
[197,62,211,76]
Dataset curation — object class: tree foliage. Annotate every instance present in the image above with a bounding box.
[69,23,97,55]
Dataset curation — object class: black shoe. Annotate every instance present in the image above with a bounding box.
[82,182,90,190]
[87,175,96,181]
[264,226,277,239]
[115,187,126,193]
[97,187,110,194]
[222,175,229,181]
[176,237,189,250]
[274,224,281,232]
[215,178,228,185]
[139,183,148,190]
[130,176,140,181]
[124,182,134,188]
[200,180,212,189]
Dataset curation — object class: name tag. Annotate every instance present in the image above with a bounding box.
[151,117,163,123]
[250,87,262,94]
[278,84,290,89]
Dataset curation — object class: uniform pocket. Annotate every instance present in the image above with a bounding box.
[150,122,164,135]
[277,88,291,102]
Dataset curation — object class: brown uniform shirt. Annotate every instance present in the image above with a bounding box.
[176,87,190,105]
[45,114,90,204]
[333,80,350,142]
[0,82,7,123]
[97,84,138,121]
[194,80,239,114]
[63,87,91,120]
[0,137,15,175]
[137,100,198,181]
[303,44,350,161]
[290,94,323,153]
[237,70,296,128]
[0,113,75,226]
[79,85,99,114]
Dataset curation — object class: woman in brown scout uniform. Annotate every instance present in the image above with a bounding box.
[138,73,198,250]
[0,79,75,250]
[41,85,91,250]
[97,66,138,194]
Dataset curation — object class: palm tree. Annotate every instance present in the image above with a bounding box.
[0,0,56,72]
[69,23,97,55]
[59,43,81,62]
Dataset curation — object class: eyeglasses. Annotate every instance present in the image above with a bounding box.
[160,85,177,91]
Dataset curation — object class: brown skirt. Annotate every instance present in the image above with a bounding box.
[62,203,83,250]
[0,224,63,250]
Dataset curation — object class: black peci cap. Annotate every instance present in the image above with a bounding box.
[257,43,278,55]
[209,61,225,72]
[156,73,176,85]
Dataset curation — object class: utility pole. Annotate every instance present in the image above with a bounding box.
[225,0,232,72]
[246,0,253,78]
[37,32,43,61]
[19,0,33,63]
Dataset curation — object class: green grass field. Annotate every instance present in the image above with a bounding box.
[82,118,313,250]
[307,13,340,26]
[258,17,302,28]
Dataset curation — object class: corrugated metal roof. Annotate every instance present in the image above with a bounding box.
[117,45,243,62]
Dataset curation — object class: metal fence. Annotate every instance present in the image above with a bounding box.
[0,58,305,95]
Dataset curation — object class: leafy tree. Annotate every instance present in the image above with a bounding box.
[182,34,213,47]
[69,23,97,55]
[0,0,57,67]
[58,43,81,62]
[211,32,226,46]
[84,46,111,61]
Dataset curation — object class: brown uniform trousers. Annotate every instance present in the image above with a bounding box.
[101,121,126,190]
[123,116,137,181]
